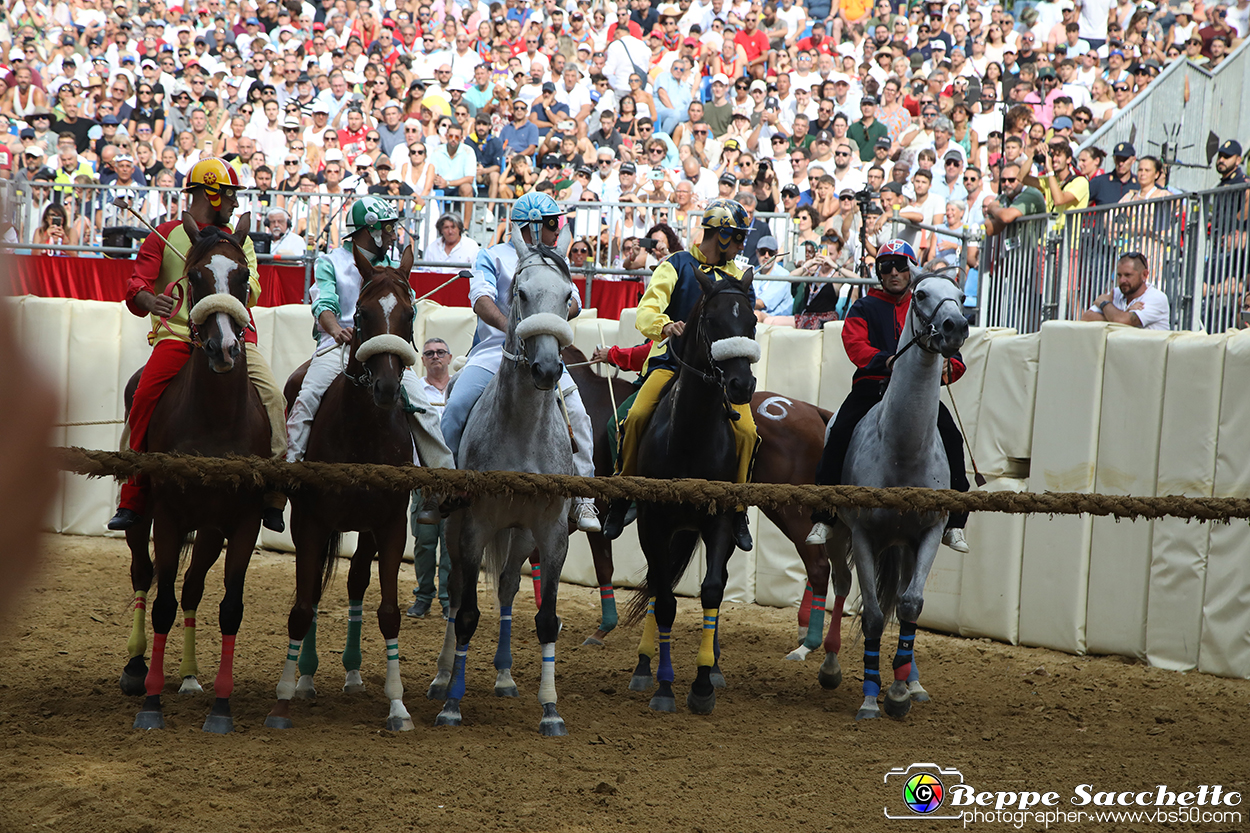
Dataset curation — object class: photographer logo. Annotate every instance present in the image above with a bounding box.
[884,763,965,820]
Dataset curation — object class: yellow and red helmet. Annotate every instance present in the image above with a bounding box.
[183,157,241,208]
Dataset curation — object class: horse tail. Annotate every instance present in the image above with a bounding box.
[318,532,342,596]
[623,582,652,628]
[480,529,513,591]
[872,544,916,627]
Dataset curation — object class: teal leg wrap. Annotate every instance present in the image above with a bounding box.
[802,601,826,651]
[599,586,618,633]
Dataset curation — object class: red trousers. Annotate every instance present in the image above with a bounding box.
[118,339,193,513]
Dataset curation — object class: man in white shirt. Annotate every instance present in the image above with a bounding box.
[1081,252,1171,329]
[603,23,649,95]
[267,207,307,259]
[245,99,287,166]
[556,65,593,126]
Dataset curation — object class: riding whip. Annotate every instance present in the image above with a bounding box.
[111,197,186,262]
[944,384,987,487]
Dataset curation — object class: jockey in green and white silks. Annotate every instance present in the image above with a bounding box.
[285,195,453,472]
[439,192,601,532]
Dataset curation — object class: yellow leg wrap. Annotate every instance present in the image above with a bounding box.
[698,608,719,668]
[615,370,674,477]
[179,609,198,680]
[732,403,758,485]
[638,598,659,659]
[126,590,147,659]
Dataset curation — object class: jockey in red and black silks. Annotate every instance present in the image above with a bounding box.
[810,239,972,552]
[108,157,289,534]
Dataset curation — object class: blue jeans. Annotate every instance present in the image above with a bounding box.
[439,363,496,463]
[409,491,449,612]
[657,106,684,136]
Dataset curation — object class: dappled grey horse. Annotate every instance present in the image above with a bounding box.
[428,221,578,736]
[823,274,969,721]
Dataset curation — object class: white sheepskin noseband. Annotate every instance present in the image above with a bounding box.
[189,293,251,328]
[710,336,761,364]
[356,334,419,366]
[514,312,574,347]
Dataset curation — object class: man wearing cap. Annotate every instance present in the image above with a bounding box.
[704,74,734,138]
[530,81,570,139]
[1206,138,1249,322]
[467,114,504,200]
[752,235,794,317]
[848,95,888,162]
[1087,141,1137,205]
[14,144,51,192]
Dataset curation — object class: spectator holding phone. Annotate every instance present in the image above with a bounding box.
[33,203,75,256]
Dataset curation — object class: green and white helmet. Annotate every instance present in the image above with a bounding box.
[346,195,399,235]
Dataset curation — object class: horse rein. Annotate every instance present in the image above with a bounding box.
[182,233,254,350]
[893,293,960,365]
[344,278,416,389]
[669,284,756,423]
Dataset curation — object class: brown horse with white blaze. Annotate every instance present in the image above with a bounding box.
[266,244,422,732]
[128,212,271,734]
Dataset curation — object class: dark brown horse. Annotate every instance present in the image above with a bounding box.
[265,244,421,732]
[127,212,271,734]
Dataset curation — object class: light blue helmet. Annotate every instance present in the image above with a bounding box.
[510,192,563,224]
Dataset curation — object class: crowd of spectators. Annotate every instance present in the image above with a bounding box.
[0,0,1247,326]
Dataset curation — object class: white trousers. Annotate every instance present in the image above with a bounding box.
[285,344,454,470]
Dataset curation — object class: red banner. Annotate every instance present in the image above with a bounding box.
[4,254,643,319]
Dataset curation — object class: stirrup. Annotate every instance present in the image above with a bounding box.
[805,522,833,546]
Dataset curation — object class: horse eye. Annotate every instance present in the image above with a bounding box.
[915,289,927,301]
[517,289,528,303]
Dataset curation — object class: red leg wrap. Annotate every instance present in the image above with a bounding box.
[798,583,813,629]
[145,632,168,697]
[824,595,846,655]
[215,634,236,700]
[894,662,913,681]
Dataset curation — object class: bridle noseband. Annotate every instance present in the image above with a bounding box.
[894,286,960,364]
[345,277,415,389]
[184,234,252,350]
[670,282,756,421]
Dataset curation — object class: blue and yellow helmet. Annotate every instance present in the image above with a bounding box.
[702,198,751,243]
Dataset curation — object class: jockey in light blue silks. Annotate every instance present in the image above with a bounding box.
[440,192,601,532]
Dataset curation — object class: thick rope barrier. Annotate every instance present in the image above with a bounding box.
[52,447,1250,523]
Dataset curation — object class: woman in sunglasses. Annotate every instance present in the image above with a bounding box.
[127,85,166,145]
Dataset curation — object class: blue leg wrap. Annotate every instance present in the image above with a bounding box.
[863,637,881,699]
[449,644,469,701]
[657,629,674,684]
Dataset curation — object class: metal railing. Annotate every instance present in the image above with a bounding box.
[981,183,1250,333]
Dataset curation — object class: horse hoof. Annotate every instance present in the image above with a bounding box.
[649,694,677,713]
[119,657,148,696]
[264,715,294,730]
[435,700,462,727]
[855,706,881,721]
[908,681,931,703]
[427,671,451,701]
[494,684,519,698]
[133,710,165,730]
[202,713,234,734]
[818,655,843,690]
[539,703,567,737]
[709,667,727,690]
[581,636,605,647]
[785,645,813,662]
[343,671,365,694]
[686,688,716,715]
[294,676,317,700]
[386,716,415,732]
[178,676,203,695]
[628,674,653,692]
[883,681,912,719]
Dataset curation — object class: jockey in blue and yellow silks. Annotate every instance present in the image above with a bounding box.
[601,199,759,551]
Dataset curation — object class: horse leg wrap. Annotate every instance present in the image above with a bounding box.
[803,598,826,651]
[538,642,557,705]
[145,632,168,698]
[798,584,813,630]
[657,628,674,684]
[862,636,881,699]
[893,621,917,682]
[825,595,846,655]
[638,598,658,659]
[127,591,148,659]
[298,607,319,678]
[599,586,618,633]
[494,606,513,671]
[449,644,469,701]
[276,639,302,701]
[384,638,403,702]
[342,601,363,672]
[215,634,236,699]
[697,609,719,668]
[179,610,198,681]
[530,563,542,609]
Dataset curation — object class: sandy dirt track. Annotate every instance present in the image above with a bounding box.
[0,534,1247,833]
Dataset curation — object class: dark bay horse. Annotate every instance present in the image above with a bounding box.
[127,213,270,733]
[625,269,758,715]
[265,245,421,732]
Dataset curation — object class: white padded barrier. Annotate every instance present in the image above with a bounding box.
[1085,329,1177,658]
[817,321,856,413]
[1018,322,1110,655]
[1199,329,1250,679]
[948,327,1016,459]
[419,302,478,360]
[958,476,1028,644]
[1146,332,1227,671]
[974,332,1040,478]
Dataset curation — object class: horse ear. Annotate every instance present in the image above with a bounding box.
[694,268,715,295]
[353,239,375,282]
[399,243,415,277]
[556,216,572,260]
[181,211,200,245]
[510,221,530,260]
[232,211,251,244]
[740,266,755,293]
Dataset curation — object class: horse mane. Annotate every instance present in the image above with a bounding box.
[911,268,962,290]
[185,223,245,267]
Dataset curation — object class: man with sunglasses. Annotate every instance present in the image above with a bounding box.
[1079,251,1171,329]
[467,113,504,200]
[983,161,1046,236]
[806,238,971,554]
[285,195,452,500]
[602,198,759,551]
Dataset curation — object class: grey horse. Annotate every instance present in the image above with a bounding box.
[428,221,578,736]
[824,274,969,721]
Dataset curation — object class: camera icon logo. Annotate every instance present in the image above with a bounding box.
[883,763,965,820]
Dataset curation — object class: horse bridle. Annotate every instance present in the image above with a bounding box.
[501,250,574,367]
[344,278,416,389]
[184,234,252,349]
[893,290,960,364]
[670,282,757,422]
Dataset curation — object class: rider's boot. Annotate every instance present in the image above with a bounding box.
[108,507,142,531]
[805,522,834,545]
[732,511,752,551]
[569,498,601,533]
[942,528,970,553]
[601,499,631,540]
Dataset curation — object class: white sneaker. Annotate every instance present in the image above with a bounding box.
[805,522,833,545]
[570,500,601,533]
[942,528,970,553]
